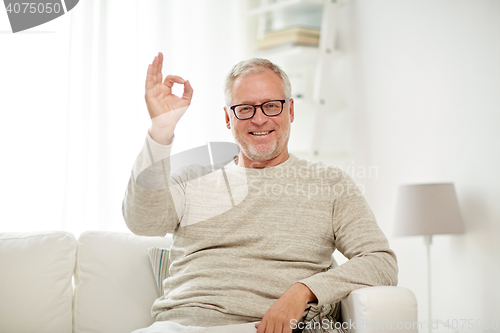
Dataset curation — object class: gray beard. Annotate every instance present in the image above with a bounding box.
[231,123,290,162]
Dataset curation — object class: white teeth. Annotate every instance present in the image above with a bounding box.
[251,131,271,135]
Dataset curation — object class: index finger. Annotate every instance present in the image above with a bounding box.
[163,75,186,89]
[182,80,194,103]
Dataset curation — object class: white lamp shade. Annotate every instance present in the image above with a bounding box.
[394,183,465,237]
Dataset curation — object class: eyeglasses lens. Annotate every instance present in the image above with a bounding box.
[235,101,283,119]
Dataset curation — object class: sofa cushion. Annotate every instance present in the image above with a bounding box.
[73,231,172,333]
[0,231,77,333]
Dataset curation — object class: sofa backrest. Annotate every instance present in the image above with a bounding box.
[0,231,77,333]
[0,230,172,333]
[73,231,172,333]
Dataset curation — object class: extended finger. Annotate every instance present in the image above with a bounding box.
[267,321,279,333]
[163,75,186,89]
[182,80,194,102]
[256,319,265,333]
[153,56,163,85]
[146,64,155,90]
[146,56,160,88]
[151,55,158,75]
[158,52,163,74]
[258,320,274,333]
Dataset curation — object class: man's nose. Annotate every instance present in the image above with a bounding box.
[251,106,268,124]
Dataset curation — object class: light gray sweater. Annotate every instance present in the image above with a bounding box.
[123,134,398,326]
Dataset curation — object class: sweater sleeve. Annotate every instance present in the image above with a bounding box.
[298,170,398,306]
[122,132,186,236]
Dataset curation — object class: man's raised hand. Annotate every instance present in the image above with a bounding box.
[146,52,193,119]
[146,52,193,145]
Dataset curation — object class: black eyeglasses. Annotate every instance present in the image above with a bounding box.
[229,99,290,120]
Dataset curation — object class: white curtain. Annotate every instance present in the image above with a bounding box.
[0,0,244,235]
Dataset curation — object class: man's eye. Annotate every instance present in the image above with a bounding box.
[240,107,251,111]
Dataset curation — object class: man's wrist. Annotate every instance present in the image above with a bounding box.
[149,125,174,146]
[291,283,317,304]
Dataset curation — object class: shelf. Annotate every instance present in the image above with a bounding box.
[246,0,324,16]
[243,0,352,165]
[256,45,345,61]
[255,45,319,61]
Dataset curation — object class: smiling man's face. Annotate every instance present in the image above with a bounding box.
[225,69,294,168]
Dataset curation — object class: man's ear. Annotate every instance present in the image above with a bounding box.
[289,98,295,123]
[224,107,231,129]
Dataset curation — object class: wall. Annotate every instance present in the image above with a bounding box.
[0,0,244,234]
[0,13,71,232]
[347,0,500,329]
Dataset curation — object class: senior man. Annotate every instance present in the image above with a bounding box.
[123,53,398,333]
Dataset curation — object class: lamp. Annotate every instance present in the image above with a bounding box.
[394,183,465,333]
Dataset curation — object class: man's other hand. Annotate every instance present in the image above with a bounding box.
[255,283,317,333]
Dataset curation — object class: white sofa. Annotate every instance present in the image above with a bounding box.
[0,231,418,333]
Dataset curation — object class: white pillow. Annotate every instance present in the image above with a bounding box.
[0,231,76,333]
[73,231,172,333]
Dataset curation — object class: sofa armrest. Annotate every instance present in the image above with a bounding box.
[340,286,418,333]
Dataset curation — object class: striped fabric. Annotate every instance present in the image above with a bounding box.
[298,261,345,333]
[147,249,345,332]
[147,247,171,296]
[300,302,345,333]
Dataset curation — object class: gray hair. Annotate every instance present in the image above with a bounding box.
[224,58,292,105]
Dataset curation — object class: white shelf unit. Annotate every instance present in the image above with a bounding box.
[242,0,352,167]
[246,0,324,16]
